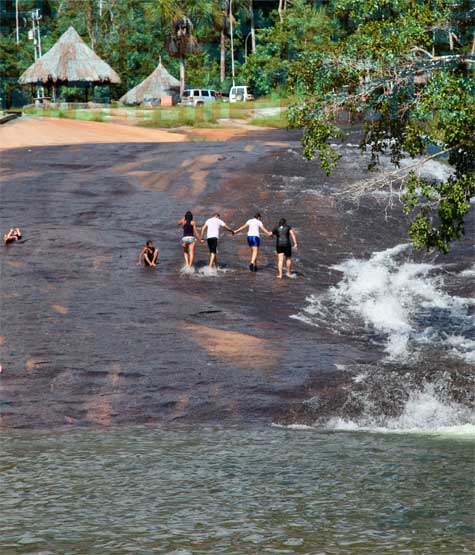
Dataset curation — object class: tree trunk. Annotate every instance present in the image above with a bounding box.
[179,57,185,97]
[249,0,256,53]
[229,0,235,85]
[86,0,95,48]
[278,0,284,23]
[472,29,475,55]
[15,0,19,44]
[220,30,226,82]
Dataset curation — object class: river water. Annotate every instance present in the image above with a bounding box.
[0,126,474,552]
[1,425,473,555]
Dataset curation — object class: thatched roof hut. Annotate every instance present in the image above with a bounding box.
[19,26,120,86]
[119,62,179,105]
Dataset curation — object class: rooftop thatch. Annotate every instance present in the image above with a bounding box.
[19,26,120,85]
[119,62,180,105]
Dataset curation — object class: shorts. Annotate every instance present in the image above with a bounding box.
[247,236,260,248]
[276,245,292,257]
[181,236,196,246]
[207,238,218,254]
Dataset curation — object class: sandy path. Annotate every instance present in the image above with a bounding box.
[0,116,187,150]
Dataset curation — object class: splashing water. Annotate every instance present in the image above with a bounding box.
[196,266,219,278]
[460,264,475,277]
[292,244,475,362]
[283,366,475,435]
[180,265,196,275]
[194,266,235,278]
[325,383,475,435]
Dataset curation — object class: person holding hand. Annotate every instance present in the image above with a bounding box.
[234,213,272,272]
[200,212,234,270]
[272,218,298,279]
[178,211,201,269]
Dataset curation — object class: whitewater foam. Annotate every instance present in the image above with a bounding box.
[324,384,475,436]
[180,265,196,275]
[292,244,475,362]
[194,267,235,278]
[460,264,475,277]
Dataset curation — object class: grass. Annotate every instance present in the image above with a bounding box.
[138,98,290,128]
[23,107,107,122]
[138,104,220,128]
[21,95,291,129]
[249,113,289,128]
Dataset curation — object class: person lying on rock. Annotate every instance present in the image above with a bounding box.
[3,228,22,245]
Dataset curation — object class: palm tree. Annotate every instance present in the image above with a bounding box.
[218,1,231,83]
[249,0,256,53]
[166,15,199,97]
[229,0,236,86]
[218,0,256,83]
[278,0,289,24]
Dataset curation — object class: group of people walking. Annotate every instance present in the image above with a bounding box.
[138,211,298,279]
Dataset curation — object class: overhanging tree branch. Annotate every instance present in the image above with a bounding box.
[336,145,460,200]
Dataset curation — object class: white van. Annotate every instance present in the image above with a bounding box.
[181,89,217,106]
[229,85,254,103]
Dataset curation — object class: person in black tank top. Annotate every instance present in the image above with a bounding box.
[138,240,159,267]
[272,218,298,278]
[178,211,202,269]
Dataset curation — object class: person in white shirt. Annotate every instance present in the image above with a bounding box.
[200,212,234,270]
[234,213,272,272]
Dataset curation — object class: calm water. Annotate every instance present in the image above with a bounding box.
[1,425,473,555]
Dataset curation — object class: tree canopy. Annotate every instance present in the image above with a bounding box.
[287,0,475,253]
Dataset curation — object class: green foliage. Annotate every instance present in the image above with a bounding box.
[138,103,221,128]
[403,173,475,253]
[288,0,475,253]
[241,0,340,95]
[249,112,289,128]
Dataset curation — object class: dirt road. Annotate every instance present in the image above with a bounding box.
[0,116,187,150]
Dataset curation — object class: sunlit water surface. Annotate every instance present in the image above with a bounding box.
[1,426,473,555]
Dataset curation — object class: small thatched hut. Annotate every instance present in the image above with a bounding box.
[119,62,180,105]
[19,26,120,100]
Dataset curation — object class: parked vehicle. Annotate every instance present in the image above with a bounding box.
[181,89,217,106]
[229,85,254,103]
